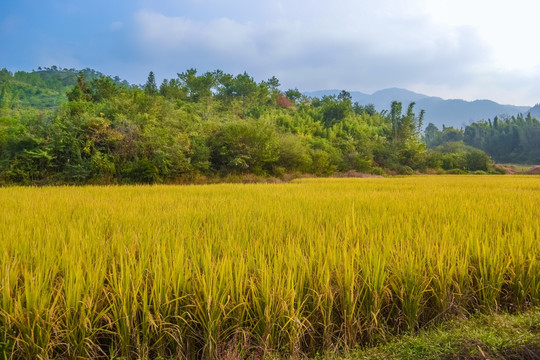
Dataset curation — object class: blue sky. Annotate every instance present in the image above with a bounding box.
[2,0,540,105]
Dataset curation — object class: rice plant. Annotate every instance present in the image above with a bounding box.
[0,176,538,359]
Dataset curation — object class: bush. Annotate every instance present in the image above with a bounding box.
[446,168,467,174]
[210,120,280,175]
[466,149,491,172]
[371,167,386,176]
[276,134,312,173]
[424,151,443,169]
[122,159,159,184]
[441,153,465,170]
[310,149,336,176]
[344,151,373,173]
[397,165,414,175]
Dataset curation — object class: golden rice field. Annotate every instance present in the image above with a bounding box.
[0,176,539,359]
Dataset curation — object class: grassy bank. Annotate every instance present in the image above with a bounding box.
[331,309,540,360]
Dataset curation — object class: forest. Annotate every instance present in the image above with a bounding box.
[425,114,540,164]
[0,67,526,185]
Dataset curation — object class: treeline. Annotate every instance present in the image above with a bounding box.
[0,68,499,185]
[425,113,540,164]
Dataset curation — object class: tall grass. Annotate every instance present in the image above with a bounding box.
[0,176,539,359]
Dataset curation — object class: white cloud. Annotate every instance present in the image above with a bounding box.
[131,0,540,105]
[423,0,540,73]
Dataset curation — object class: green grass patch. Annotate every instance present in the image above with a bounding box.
[328,309,540,359]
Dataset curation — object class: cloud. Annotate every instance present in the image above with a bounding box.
[128,0,540,104]
[3,0,540,104]
[133,8,489,90]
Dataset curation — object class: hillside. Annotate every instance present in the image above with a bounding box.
[0,67,129,109]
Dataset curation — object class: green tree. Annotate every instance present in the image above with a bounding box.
[92,76,118,102]
[177,68,215,102]
[66,74,92,102]
[159,78,186,100]
[337,90,352,103]
[285,88,302,103]
[210,119,279,175]
[144,71,158,95]
[231,72,258,119]
[266,76,280,92]
[466,149,491,171]
[424,123,440,148]
[320,95,352,128]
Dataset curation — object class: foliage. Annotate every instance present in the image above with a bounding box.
[0,67,503,184]
[425,114,540,165]
[433,141,495,172]
[339,309,540,360]
[463,113,540,164]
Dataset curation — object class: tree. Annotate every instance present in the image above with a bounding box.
[466,149,491,171]
[337,90,352,103]
[177,68,215,102]
[285,88,302,103]
[276,94,293,108]
[424,123,440,148]
[266,76,280,91]
[66,74,92,102]
[159,78,186,100]
[92,76,118,102]
[353,103,376,116]
[319,95,352,128]
[440,126,463,144]
[390,101,402,142]
[144,71,158,95]
[210,119,279,174]
[0,85,11,111]
[265,76,281,104]
[231,72,258,119]
[0,68,12,81]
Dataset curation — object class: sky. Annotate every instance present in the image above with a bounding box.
[1,0,540,106]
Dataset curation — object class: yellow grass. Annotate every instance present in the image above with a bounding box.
[0,176,539,359]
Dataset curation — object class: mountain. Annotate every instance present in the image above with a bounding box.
[529,103,540,118]
[304,88,532,128]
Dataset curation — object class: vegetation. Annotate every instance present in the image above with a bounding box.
[1,67,538,360]
[334,309,540,359]
[0,67,505,185]
[425,113,540,165]
[0,176,539,359]
[0,66,128,109]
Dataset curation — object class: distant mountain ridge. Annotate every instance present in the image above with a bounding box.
[529,103,540,118]
[304,88,533,128]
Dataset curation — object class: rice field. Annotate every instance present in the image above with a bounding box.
[0,176,539,359]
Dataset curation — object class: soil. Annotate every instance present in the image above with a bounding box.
[525,166,540,175]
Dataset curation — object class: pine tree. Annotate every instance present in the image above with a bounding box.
[145,71,157,95]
